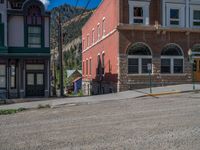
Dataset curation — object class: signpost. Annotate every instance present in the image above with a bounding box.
[147,63,152,94]
[188,49,195,90]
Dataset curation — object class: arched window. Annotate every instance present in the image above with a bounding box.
[27,5,42,48]
[161,44,184,74]
[127,43,152,74]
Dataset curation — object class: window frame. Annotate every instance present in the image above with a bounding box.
[128,1,150,25]
[190,5,200,28]
[0,64,6,89]
[92,29,95,44]
[165,3,185,27]
[102,18,106,37]
[97,23,100,41]
[128,55,152,75]
[10,64,16,89]
[161,56,184,74]
[28,25,42,48]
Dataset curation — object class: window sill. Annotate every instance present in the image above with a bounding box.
[160,73,186,76]
[128,74,153,76]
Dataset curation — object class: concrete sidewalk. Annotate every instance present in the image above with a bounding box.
[0,84,200,110]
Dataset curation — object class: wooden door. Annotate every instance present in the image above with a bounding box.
[194,59,200,82]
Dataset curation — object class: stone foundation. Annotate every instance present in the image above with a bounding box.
[118,55,192,91]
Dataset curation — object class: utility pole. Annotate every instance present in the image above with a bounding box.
[57,12,64,97]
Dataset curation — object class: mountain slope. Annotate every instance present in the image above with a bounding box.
[50,4,92,70]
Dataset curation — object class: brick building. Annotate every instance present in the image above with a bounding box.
[0,0,50,98]
[82,0,200,95]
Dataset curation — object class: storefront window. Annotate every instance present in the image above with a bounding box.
[0,65,6,88]
[11,65,16,88]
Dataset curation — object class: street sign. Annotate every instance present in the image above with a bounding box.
[147,63,152,71]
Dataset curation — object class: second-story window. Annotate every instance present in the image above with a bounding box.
[133,7,143,24]
[129,1,150,25]
[0,13,2,23]
[97,24,100,40]
[27,5,42,48]
[92,29,95,44]
[28,26,41,48]
[170,9,180,26]
[0,0,4,4]
[193,10,200,27]
[87,35,89,47]
[102,18,106,36]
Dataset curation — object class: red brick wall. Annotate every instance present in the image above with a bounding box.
[82,0,120,83]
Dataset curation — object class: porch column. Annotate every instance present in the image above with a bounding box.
[19,60,25,98]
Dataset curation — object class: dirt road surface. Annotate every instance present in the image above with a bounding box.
[0,93,200,150]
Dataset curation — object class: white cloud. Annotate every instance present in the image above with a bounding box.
[40,0,50,7]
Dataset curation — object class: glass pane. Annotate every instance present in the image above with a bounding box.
[161,59,171,73]
[28,27,41,34]
[170,20,179,25]
[134,19,143,24]
[0,65,6,76]
[194,10,200,20]
[11,76,15,88]
[26,64,44,70]
[11,65,15,76]
[193,21,200,26]
[134,7,143,17]
[128,58,139,74]
[0,77,6,88]
[27,74,34,85]
[170,9,179,19]
[142,59,152,73]
[174,59,183,73]
[37,74,43,85]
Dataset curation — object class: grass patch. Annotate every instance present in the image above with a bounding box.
[37,104,51,109]
[0,108,27,115]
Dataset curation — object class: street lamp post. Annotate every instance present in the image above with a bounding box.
[188,49,195,90]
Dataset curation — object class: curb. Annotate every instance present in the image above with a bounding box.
[142,89,200,98]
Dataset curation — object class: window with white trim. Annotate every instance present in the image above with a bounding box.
[89,58,92,75]
[161,44,184,74]
[82,61,85,76]
[129,1,150,25]
[97,24,100,40]
[165,3,185,27]
[102,18,106,36]
[128,43,152,74]
[170,9,180,25]
[190,6,200,28]
[87,35,89,47]
[92,29,95,44]
[0,64,6,88]
[86,59,88,75]
[82,39,85,50]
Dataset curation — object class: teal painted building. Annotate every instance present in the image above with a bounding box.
[0,0,50,98]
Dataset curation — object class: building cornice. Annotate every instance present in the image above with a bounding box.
[117,23,200,34]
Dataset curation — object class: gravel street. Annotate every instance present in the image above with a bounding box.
[0,92,200,150]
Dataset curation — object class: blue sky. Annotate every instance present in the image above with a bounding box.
[47,0,102,10]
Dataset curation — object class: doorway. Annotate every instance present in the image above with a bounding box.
[194,59,200,82]
[26,72,44,97]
